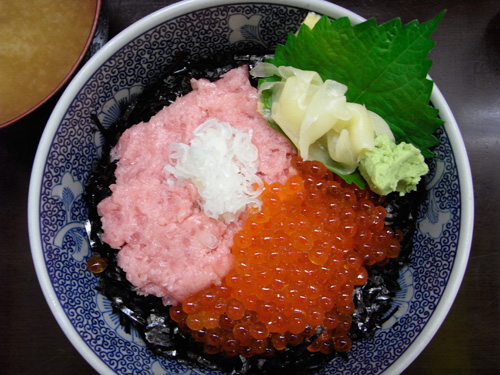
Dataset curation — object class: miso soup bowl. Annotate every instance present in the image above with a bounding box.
[0,0,105,128]
[28,0,474,374]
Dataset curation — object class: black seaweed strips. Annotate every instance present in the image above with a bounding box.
[83,51,427,374]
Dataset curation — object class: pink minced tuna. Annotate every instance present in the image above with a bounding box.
[98,66,296,305]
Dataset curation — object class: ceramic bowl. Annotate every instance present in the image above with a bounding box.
[28,1,474,374]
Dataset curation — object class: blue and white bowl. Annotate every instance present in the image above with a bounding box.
[28,0,474,374]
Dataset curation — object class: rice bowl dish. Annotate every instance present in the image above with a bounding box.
[28,1,473,374]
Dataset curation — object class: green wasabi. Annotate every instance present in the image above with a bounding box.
[359,134,428,196]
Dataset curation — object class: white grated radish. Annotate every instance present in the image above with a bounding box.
[165,119,263,223]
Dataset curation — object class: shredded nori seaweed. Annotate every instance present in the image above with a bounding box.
[83,52,427,374]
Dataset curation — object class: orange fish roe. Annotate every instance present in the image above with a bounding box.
[169,157,402,358]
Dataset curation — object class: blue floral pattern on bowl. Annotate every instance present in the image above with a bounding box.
[229,14,266,46]
[31,2,468,374]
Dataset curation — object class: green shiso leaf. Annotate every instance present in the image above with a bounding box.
[267,11,445,159]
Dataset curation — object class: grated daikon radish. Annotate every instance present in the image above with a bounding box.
[165,119,263,224]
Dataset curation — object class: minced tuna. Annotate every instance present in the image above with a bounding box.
[97,66,297,305]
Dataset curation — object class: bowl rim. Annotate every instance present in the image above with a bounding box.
[0,0,103,128]
[389,83,474,374]
[28,0,474,374]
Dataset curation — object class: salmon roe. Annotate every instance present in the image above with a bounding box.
[169,157,401,357]
[86,255,107,274]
